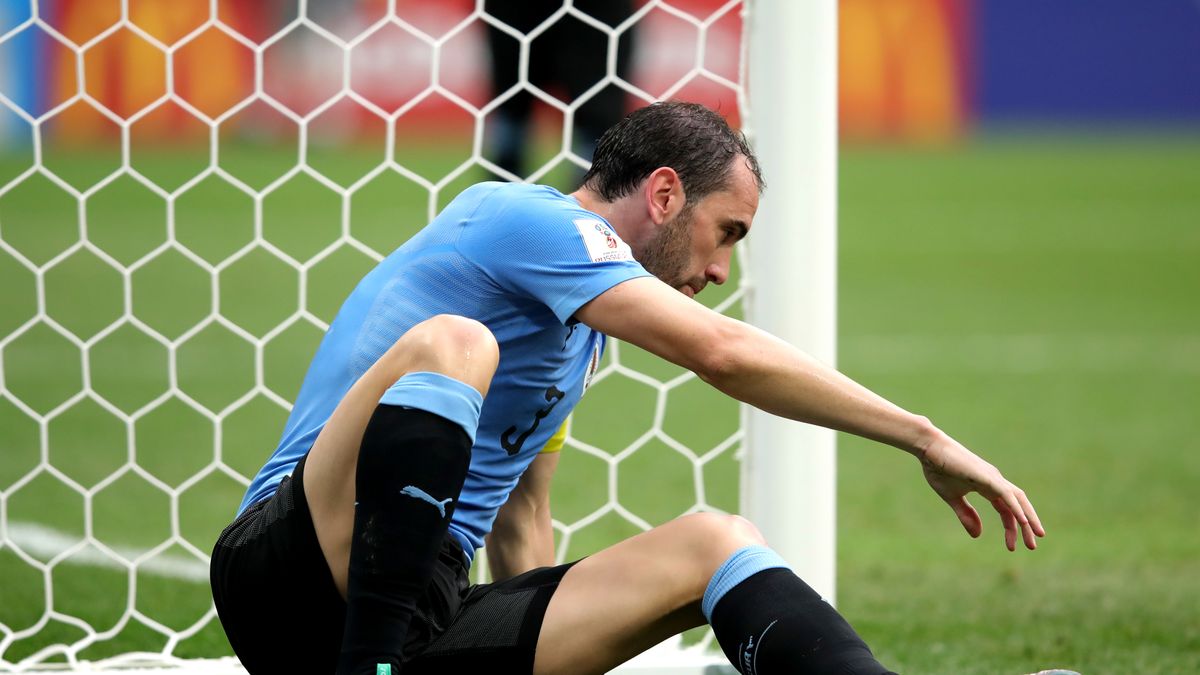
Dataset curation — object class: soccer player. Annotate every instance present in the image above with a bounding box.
[210,102,1044,675]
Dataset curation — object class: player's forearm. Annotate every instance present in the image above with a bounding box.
[702,319,937,457]
[485,504,555,580]
[580,279,937,454]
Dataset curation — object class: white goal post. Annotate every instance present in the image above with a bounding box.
[0,0,835,672]
[743,0,839,604]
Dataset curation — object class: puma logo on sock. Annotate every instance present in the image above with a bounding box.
[399,485,453,518]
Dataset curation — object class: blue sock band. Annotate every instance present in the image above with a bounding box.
[701,544,791,622]
[378,372,484,444]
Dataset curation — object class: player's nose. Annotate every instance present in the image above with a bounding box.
[705,260,728,286]
[705,249,732,285]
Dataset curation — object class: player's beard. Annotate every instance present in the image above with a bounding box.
[636,205,694,290]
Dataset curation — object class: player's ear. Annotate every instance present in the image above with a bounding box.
[645,167,685,225]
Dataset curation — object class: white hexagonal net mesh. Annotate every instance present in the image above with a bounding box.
[0,0,750,670]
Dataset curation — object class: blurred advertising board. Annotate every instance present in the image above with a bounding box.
[977,0,1200,123]
[839,0,972,141]
[0,0,38,141]
[840,0,1200,138]
[5,0,1197,145]
[7,0,743,143]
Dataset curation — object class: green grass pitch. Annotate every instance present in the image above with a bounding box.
[1,133,1198,673]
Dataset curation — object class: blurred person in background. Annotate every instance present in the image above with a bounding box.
[483,0,636,183]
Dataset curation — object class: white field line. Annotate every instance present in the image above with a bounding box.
[24,657,246,674]
[2,522,209,584]
[842,334,1200,375]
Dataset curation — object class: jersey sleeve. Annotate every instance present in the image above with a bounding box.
[458,189,652,324]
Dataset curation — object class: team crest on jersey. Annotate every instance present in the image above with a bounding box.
[584,339,602,391]
[574,218,633,263]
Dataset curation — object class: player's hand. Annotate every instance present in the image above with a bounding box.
[917,431,1045,551]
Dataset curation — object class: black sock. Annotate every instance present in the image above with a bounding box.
[336,406,473,675]
[710,568,896,675]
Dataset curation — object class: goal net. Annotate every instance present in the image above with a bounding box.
[0,0,832,672]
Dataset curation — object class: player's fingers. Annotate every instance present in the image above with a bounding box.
[998,489,1040,550]
[947,495,982,538]
[998,485,1036,542]
[1020,518,1038,550]
[1015,488,1046,538]
[991,498,1017,552]
[1011,490,1040,550]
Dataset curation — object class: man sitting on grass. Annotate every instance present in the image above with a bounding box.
[210,102,1044,675]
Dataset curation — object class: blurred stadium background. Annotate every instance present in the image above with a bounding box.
[0,0,1197,673]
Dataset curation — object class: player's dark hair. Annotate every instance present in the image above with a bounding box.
[581,101,764,204]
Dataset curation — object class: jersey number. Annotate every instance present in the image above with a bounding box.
[501,385,565,456]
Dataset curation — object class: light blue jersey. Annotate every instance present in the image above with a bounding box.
[239,182,651,561]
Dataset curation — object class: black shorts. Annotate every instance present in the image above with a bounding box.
[210,455,575,674]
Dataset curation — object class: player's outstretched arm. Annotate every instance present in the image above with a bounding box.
[576,276,1045,550]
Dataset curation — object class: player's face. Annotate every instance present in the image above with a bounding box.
[636,204,696,291]
[645,158,759,298]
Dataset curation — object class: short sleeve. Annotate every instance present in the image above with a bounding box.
[457,186,652,324]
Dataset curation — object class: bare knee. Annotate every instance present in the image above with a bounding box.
[680,512,765,545]
[672,513,767,590]
[383,315,500,395]
[728,515,767,546]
